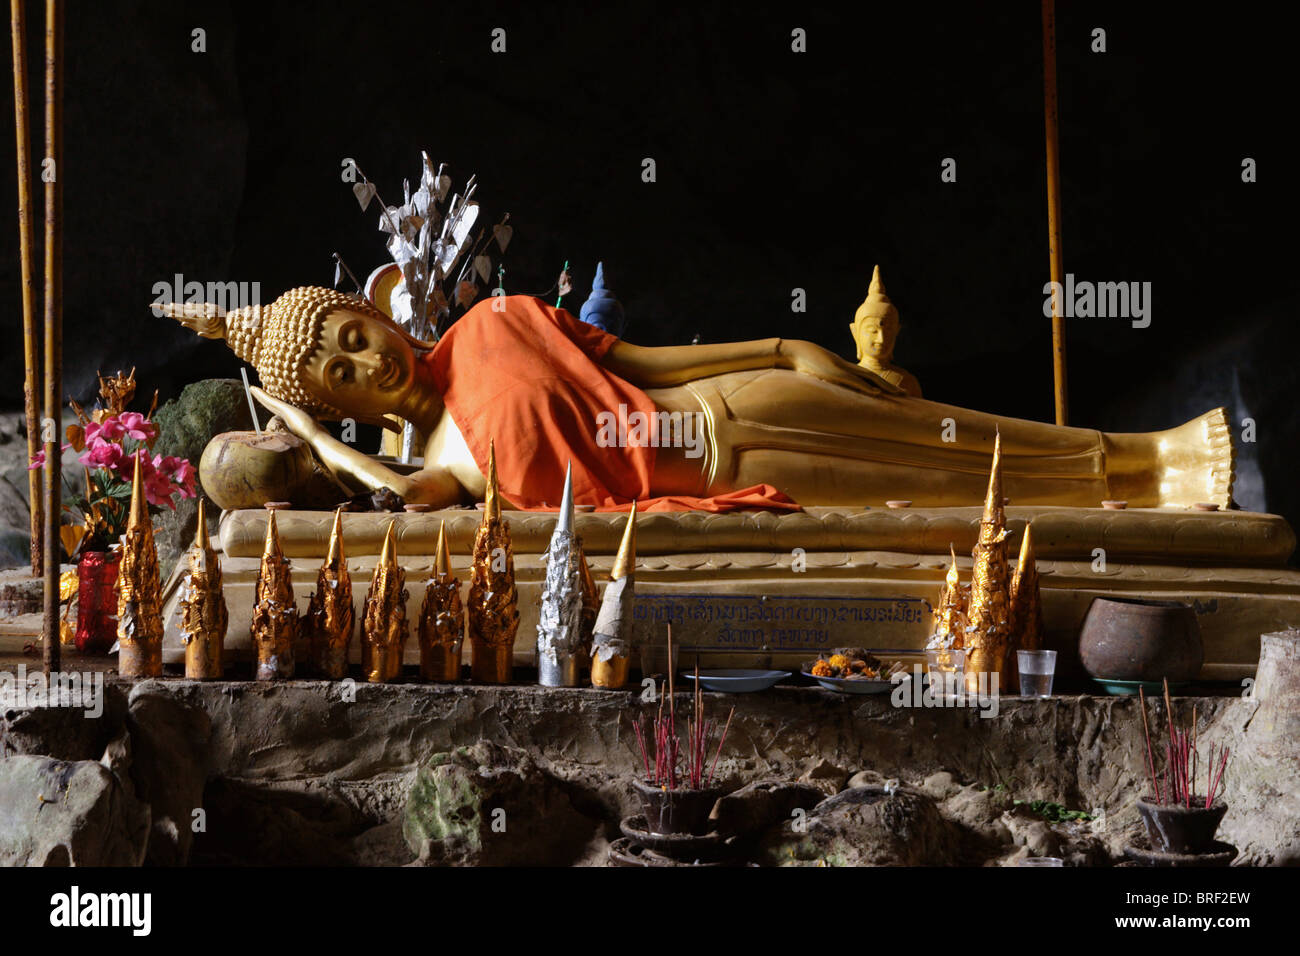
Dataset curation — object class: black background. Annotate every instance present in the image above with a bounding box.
[1,2,1296,519]
[1,862,1280,937]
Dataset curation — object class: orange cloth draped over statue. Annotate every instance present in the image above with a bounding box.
[424,295,800,513]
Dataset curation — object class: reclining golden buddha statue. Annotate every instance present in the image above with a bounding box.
[164,283,1234,513]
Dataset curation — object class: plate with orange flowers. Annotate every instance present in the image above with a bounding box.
[803,650,899,694]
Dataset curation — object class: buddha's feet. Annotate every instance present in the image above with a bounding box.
[1103,407,1233,509]
[1154,407,1235,508]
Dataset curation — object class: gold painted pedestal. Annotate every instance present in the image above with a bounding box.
[160,506,1300,679]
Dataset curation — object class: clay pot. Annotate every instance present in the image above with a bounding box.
[631,777,721,836]
[74,549,121,654]
[1136,797,1227,854]
[1078,597,1203,682]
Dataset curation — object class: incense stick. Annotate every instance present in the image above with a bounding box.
[41,0,64,678]
[1138,687,1160,804]
[240,367,262,436]
[10,0,41,578]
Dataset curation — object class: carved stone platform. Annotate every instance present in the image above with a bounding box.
[159,505,1300,676]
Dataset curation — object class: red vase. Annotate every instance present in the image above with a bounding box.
[75,549,122,654]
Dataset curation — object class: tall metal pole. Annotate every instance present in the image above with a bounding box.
[41,0,61,676]
[11,0,42,577]
[1042,0,1068,426]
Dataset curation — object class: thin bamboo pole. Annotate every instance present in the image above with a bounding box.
[41,0,61,676]
[1042,0,1068,426]
[11,0,41,577]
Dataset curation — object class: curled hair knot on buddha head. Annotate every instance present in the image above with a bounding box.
[159,286,433,421]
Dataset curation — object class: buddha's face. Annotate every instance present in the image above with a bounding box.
[854,314,897,364]
[303,310,416,418]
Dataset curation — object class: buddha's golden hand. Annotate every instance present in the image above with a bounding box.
[777,340,904,395]
[249,387,321,440]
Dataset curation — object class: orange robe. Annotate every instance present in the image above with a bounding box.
[425,295,799,513]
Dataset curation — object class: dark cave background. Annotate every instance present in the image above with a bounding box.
[0,1,1296,522]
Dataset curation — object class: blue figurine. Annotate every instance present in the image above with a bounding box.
[579,262,626,337]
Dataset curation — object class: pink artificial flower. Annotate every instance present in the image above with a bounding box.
[159,456,197,498]
[117,412,157,442]
[144,454,180,509]
[84,418,124,444]
[27,443,71,470]
[145,477,176,509]
[79,438,124,472]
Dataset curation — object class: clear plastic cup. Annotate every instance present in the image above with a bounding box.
[926,647,966,698]
[1017,649,1057,697]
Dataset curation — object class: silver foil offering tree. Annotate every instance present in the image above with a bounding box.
[346,152,512,461]
[536,463,585,686]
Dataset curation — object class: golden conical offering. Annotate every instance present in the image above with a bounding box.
[305,508,354,679]
[965,431,1011,694]
[592,501,637,688]
[418,520,464,681]
[468,440,519,682]
[483,439,501,522]
[1008,523,1045,692]
[928,543,968,650]
[251,509,298,680]
[179,502,227,679]
[117,451,163,678]
[363,520,409,682]
[609,498,637,582]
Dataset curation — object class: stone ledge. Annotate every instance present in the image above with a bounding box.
[3,675,1296,865]
[219,505,1297,565]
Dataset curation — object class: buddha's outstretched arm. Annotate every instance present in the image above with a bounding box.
[601,337,903,395]
[249,387,464,507]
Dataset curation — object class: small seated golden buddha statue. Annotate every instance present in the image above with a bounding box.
[850,265,922,398]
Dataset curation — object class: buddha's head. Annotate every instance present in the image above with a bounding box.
[163,286,433,425]
[850,265,900,366]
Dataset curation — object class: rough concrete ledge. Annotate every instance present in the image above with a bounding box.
[4,676,1296,865]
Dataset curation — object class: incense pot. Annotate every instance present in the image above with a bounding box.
[468,442,519,682]
[1135,798,1227,855]
[537,464,584,687]
[116,453,164,678]
[362,521,409,682]
[250,510,297,680]
[964,432,1012,695]
[305,508,354,679]
[417,520,464,681]
[630,777,721,836]
[179,504,227,679]
[591,502,637,689]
